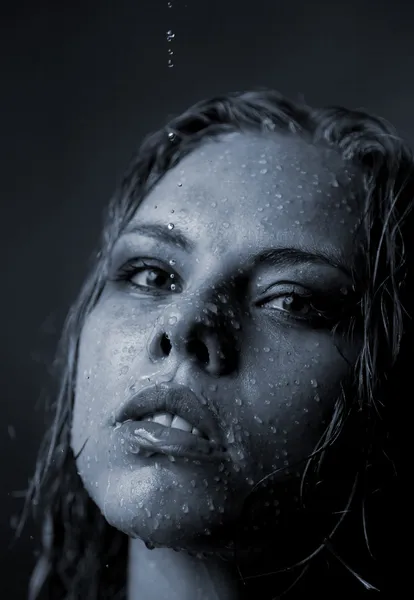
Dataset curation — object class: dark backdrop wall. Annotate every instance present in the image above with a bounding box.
[1,1,412,598]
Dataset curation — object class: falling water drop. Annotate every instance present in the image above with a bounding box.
[166,28,175,67]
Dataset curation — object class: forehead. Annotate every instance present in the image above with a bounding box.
[135,132,361,263]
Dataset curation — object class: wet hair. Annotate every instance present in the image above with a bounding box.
[13,89,413,599]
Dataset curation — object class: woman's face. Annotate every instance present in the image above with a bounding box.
[72,131,362,555]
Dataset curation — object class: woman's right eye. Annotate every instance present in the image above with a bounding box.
[113,260,181,294]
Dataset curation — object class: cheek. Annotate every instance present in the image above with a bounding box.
[73,308,150,433]
[77,303,153,386]
[239,332,354,472]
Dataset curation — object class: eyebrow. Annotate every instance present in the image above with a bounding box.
[255,247,352,279]
[122,222,352,279]
[123,222,196,252]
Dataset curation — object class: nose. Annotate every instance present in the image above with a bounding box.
[146,292,240,376]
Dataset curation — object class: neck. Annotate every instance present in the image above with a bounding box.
[127,538,243,600]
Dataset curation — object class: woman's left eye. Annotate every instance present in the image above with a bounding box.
[265,293,314,316]
[266,293,312,316]
[260,290,338,325]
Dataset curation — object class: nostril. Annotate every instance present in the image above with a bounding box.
[187,339,209,365]
[160,333,172,355]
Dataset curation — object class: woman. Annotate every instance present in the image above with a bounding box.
[17,89,411,599]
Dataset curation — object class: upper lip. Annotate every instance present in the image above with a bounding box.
[115,382,224,446]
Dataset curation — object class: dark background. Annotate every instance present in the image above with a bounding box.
[1,1,412,597]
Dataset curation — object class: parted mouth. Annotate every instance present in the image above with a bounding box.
[136,411,209,440]
[115,382,224,447]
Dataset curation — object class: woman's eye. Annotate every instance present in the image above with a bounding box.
[260,290,344,327]
[114,261,180,293]
[260,287,355,329]
[130,267,170,289]
[265,293,315,317]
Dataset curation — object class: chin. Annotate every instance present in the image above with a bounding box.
[103,502,241,554]
[89,468,243,553]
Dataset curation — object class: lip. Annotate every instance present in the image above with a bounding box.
[115,382,228,461]
[118,420,228,462]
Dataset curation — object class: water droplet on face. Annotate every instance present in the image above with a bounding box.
[226,428,235,444]
[263,117,277,131]
[260,168,268,174]
[170,284,176,291]
[169,259,176,265]
[168,316,177,325]
[167,223,174,230]
[310,379,318,388]
[235,397,242,406]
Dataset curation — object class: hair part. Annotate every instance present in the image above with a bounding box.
[13,88,413,599]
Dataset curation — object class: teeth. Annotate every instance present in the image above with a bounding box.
[171,414,192,432]
[152,412,173,427]
[141,412,205,438]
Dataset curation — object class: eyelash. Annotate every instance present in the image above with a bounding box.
[113,260,351,328]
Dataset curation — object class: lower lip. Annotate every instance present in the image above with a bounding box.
[117,420,228,463]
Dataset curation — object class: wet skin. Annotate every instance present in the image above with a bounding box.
[71,131,362,561]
